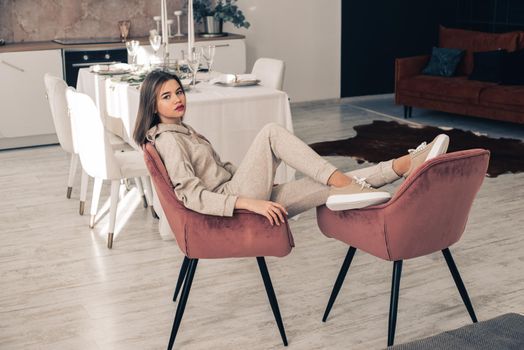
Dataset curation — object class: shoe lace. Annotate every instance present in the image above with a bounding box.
[408,141,427,155]
[353,176,372,190]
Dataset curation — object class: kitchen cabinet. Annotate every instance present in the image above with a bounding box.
[0,35,245,149]
[137,38,246,74]
[173,38,246,74]
[0,49,63,149]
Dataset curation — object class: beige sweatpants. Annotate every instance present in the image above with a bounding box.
[222,123,400,217]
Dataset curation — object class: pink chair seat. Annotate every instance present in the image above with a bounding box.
[144,142,294,259]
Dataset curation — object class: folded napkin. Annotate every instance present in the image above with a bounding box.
[210,73,257,84]
[235,73,257,82]
[180,78,192,88]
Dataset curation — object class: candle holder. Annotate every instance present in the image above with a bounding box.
[167,19,174,38]
[174,10,185,37]
[153,16,161,34]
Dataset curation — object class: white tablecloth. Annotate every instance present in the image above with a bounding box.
[77,68,295,182]
[77,68,296,239]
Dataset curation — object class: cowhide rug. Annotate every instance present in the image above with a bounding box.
[309,120,524,177]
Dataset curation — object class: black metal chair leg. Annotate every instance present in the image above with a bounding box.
[403,106,413,118]
[442,248,478,323]
[167,258,198,350]
[323,246,357,322]
[257,257,288,346]
[173,256,190,302]
[388,260,403,347]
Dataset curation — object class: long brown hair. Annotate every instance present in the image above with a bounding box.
[133,70,185,145]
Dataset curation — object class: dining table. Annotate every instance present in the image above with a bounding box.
[76,68,296,239]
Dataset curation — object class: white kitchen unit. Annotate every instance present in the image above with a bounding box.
[0,49,63,149]
[138,38,246,74]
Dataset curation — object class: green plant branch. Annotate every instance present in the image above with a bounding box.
[189,0,250,29]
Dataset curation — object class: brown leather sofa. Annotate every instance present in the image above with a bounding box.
[395,26,524,124]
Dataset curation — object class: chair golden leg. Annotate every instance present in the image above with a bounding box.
[142,195,148,208]
[79,201,85,215]
[123,178,131,191]
[89,215,95,228]
[66,186,72,199]
[107,232,114,249]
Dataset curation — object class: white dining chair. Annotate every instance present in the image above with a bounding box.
[44,73,80,200]
[66,89,153,249]
[44,73,135,215]
[251,58,286,90]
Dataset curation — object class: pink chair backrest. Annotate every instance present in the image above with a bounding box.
[385,149,489,260]
[143,143,191,254]
[143,142,294,259]
[317,149,490,261]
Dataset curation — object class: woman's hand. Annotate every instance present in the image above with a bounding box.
[235,197,288,226]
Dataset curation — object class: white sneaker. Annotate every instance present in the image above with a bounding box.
[403,134,450,178]
[326,177,391,211]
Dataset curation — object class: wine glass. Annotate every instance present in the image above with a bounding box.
[201,45,216,80]
[186,47,202,88]
[149,34,161,63]
[126,40,140,67]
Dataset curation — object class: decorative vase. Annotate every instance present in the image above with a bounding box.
[204,16,223,34]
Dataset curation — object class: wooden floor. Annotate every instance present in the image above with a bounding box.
[1,96,523,349]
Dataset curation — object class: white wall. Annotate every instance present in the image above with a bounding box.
[223,0,341,103]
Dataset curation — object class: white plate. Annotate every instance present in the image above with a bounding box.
[216,79,260,87]
[95,69,131,75]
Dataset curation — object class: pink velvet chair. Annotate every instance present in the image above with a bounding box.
[143,142,294,349]
[317,149,490,347]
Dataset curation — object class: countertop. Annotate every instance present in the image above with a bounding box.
[0,33,245,53]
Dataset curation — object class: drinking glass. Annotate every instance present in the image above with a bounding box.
[149,34,161,63]
[186,48,202,88]
[118,20,130,42]
[126,40,140,66]
[201,45,216,79]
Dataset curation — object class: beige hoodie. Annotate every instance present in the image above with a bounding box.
[146,122,238,217]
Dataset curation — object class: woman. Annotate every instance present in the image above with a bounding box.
[134,71,449,226]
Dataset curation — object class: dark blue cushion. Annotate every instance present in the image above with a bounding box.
[501,49,524,85]
[422,47,464,77]
[469,49,507,83]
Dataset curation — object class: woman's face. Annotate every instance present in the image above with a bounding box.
[155,79,186,124]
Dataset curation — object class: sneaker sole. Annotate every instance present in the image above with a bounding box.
[426,134,450,161]
[326,192,391,211]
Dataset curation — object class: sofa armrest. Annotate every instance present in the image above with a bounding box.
[395,55,430,105]
[395,55,430,82]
